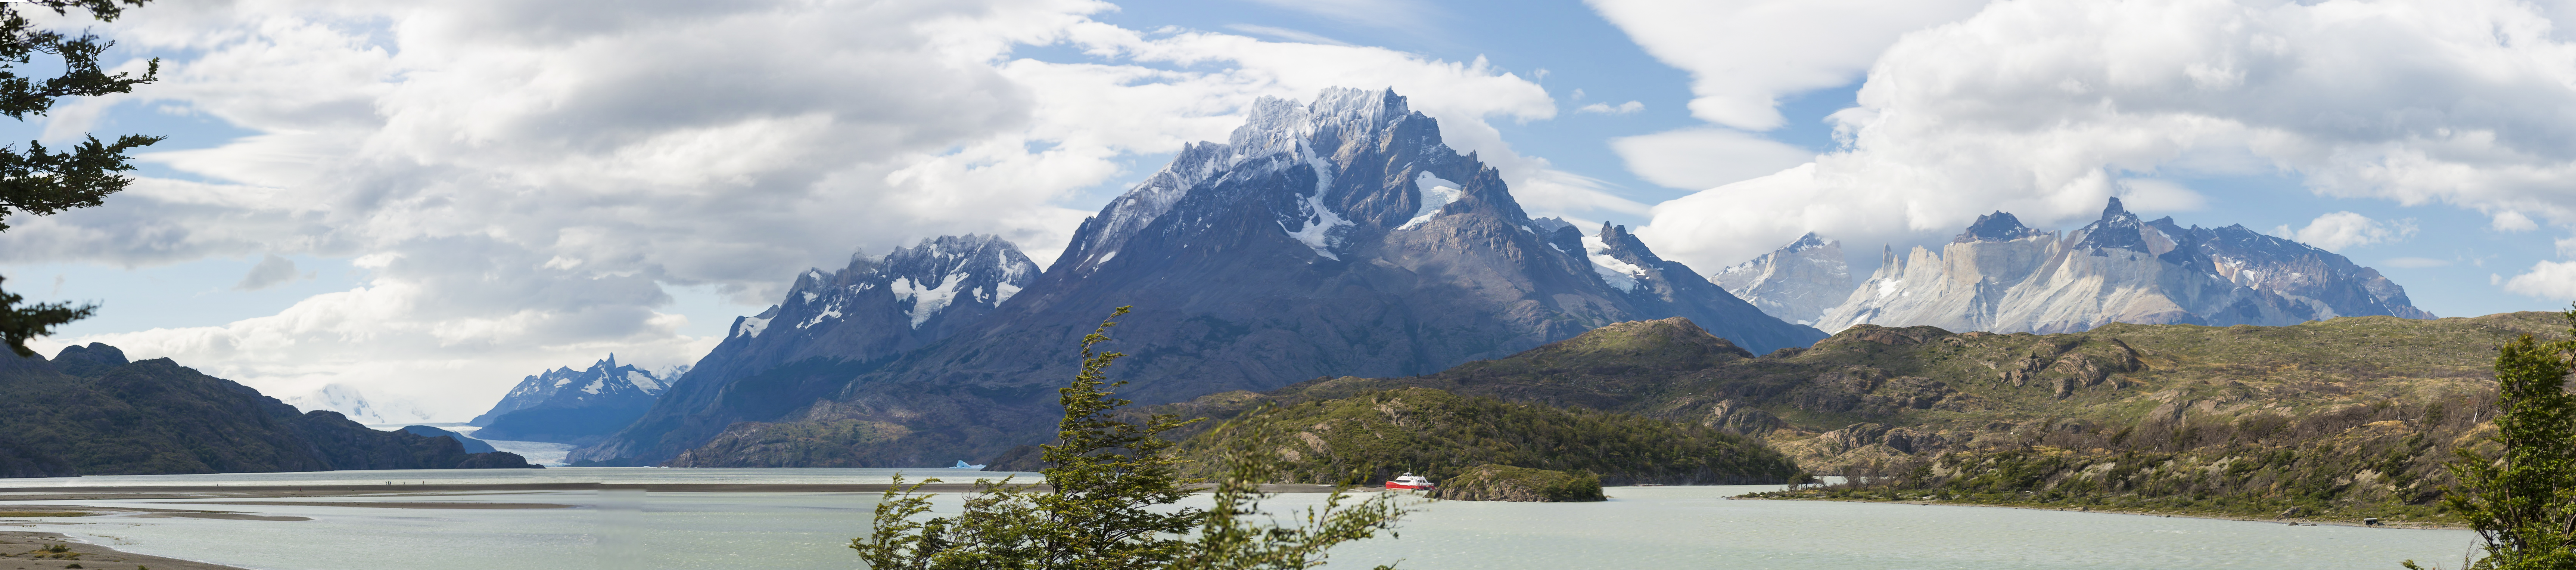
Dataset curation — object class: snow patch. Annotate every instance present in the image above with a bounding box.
[1398,171,1465,230]
[890,273,970,328]
[1581,235,1645,292]
[737,315,773,338]
[1876,279,1904,299]
[801,292,818,303]
[995,282,1023,304]
[626,370,663,394]
[798,303,845,329]
[1280,153,1353,260]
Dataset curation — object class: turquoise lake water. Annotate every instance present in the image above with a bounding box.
[0,468,2480,570]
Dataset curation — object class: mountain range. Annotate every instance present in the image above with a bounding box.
[569,87,1825,467]
[1718,198,2432,332]
[470,354,675,445]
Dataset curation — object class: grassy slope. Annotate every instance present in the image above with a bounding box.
[1167,313,2557,524]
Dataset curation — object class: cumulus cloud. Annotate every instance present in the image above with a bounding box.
[7,0,1584,418]
[2505,260,2576,299]
[1577,100,1643,115]
[233,253,302,291]
[1638,0,2576,272]
[1610,128,1814,190]
[2275,212,2415,252]
[1586,0,1989,130]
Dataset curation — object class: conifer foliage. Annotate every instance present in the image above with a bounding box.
[2417,307,2576,570]
[0,0,163,357]
[852,307,1410,569]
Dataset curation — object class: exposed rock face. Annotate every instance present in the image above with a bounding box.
[577,87,1824,467]
[572,234,1038,464]
[1712,233,1852,326]
[1815,198,2432,333]
[0,344,537,476]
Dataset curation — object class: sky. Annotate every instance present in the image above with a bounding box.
[4,0,2576,422]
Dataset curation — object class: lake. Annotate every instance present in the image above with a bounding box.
[0,468,2479,570]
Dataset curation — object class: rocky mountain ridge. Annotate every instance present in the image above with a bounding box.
[1813,198,2430,333]
[472,354,675,445]
[575,87,1825,467]
[572,233,1039,463]
[1712,232,1851,326]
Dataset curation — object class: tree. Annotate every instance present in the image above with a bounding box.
[851,307,1410,569]
[2413,307,2576,570]
[0,0,163,357]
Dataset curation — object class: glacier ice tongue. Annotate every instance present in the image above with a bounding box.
[890,273,971,328]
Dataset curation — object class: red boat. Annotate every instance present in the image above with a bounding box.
[1384,473,1435,490]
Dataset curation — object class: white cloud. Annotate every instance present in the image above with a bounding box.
[233,253,301,291]
[2112,179,2207,213]
[2285,212,2415,252]
[1577,101,1644,115]
[2505,260,2576,299]
[2495,210,2541,232]
[1221,24,1351,46]
[7,0,1586,419]
[1586,0,1990,130]
[1639,0,2576,273]
[1610,127,1814,190]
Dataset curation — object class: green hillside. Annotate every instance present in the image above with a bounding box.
[1162,313,2559,524]
[1164,387,1801,486]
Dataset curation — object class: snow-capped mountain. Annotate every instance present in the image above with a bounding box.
[1814,198,2431,334]
[575,87,1826,467]
[573,234,1038,460]
[285,384,434,425]
[1711,233,1852,326]
[469,355,672,444]
[470,354,669,425]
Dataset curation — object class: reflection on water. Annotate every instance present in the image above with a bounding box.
[0,470,2481,570]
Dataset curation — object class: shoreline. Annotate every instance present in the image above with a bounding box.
[0,530,253,570]
[0,481,1362,501]
[1731,495,2465,530]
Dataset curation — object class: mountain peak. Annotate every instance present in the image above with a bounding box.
[2102,196,2129,220]
[1955,212,2042,242]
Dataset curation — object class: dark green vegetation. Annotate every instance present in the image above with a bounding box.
[2410,313,2576,569]
[0,343,536,477]
[855,307,1405,570]
[0,0,165,357]
[1426,465,1604,502]
[1162,387,1799,486]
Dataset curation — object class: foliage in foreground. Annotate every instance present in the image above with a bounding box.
[0,0,166,357]
[851,307,1410,569]
[2409,309,2576,569]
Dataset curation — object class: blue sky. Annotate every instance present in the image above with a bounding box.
[1,0,2571,420]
